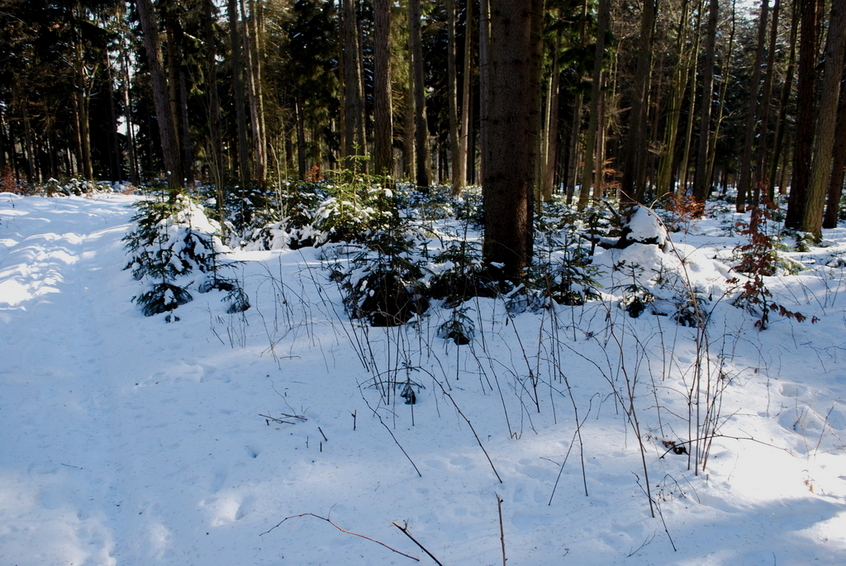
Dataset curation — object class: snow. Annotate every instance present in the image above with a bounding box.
[626,205,668,247]
[2,192,846,565]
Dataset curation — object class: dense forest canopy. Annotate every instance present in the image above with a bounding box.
[1,0,844,253]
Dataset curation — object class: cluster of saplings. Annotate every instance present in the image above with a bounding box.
[123,171,798,333]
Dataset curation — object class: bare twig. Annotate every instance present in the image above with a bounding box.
[358,382,423,477]
[392,522,445,566]
[259,413,300,425]
[496,493,506,566]
[431,375,503,483]
[260,512,419,562]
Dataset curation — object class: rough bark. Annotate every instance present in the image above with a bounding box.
[409,0,431,189]
[822,64,846,229]
[373,0,393,176]
[482,0,543,278]
[137,0,182,190]
[802,0,846,238]
[785,0,820,228]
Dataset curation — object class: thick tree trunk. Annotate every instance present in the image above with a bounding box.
[136,0,182,190]
[785,0,819,229]
[822,64,846,229]
[482,0,543,278]
[409,0,431,189]
[373,0,393,176]
[802,0,846,239]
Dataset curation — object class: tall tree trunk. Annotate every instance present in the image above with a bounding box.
[785,0,820,228]
[621,0,657,205]
[178,43,194,186]
[203,0,225,222]
[409,0,431,189]
[565,1,588,203]
[657,0,692,198]
[164,8,194,186]
[543,31,561,202]
[750,0,781,204]
[373,0,393,176]
[295,96,307,179]
[251,0,268,179]
[580,0,609,207]
[479,0,490,185]
[483,0,543,278]
[22,105,36,184]
[693,0,719,203]
[227,0,251,188]
[120,31,140,185]
[823,65,846,229]
[342,0,365,167]
[768,0,799,200]
[707,0,737,193]
[801,0,846,239]
[105,51,122,181]
[402,82,415,178]
[457,0,473,190]
[735,0,769,211]
[136,0,182,191]
[447,0,460,191]
[240,0,266,182]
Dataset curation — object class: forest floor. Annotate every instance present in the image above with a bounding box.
[1,190,846,565]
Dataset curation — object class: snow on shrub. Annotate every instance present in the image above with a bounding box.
[124,192,249,320]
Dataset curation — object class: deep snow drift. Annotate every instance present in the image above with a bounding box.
[1,192,845,565]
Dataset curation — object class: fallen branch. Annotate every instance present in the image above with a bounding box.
[261,512,419,562]
[259,412,307,426]
[392,522,445,566]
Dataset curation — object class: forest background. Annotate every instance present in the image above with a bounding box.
[1,0,845,268]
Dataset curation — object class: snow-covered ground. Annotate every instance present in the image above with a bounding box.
[1,192,845,565]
